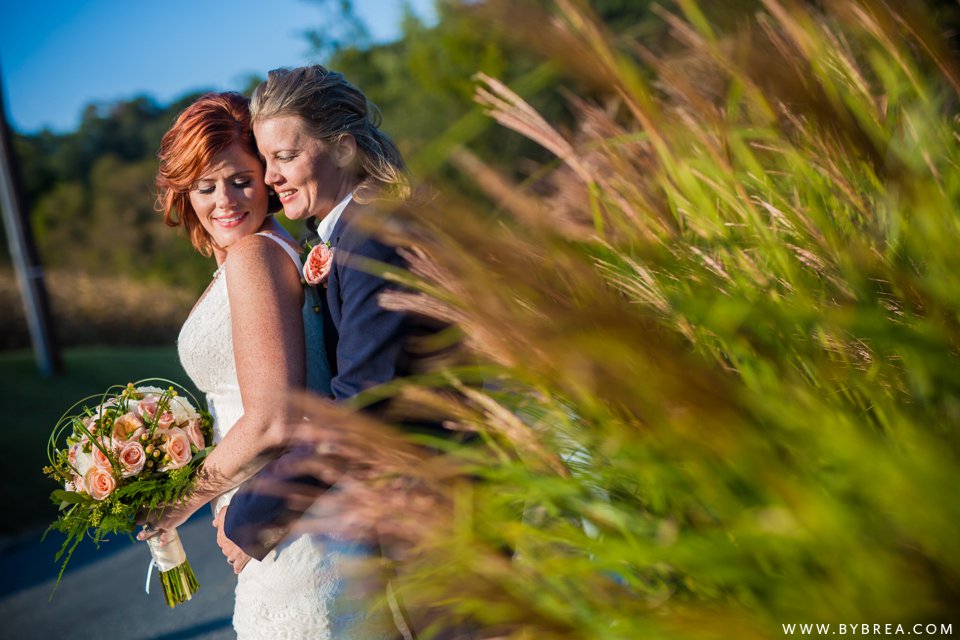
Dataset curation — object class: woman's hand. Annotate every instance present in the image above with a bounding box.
[136,499,199,544]
[213,507,252,574]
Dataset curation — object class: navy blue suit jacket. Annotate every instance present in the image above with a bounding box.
[224,205,415,559]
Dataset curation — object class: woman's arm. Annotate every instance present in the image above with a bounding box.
[143,234,305,536]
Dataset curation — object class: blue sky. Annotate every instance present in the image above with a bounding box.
[0,0,435,133]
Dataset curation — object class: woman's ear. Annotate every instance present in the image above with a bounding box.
[333,135,357,168]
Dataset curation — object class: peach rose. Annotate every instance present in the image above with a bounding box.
[85,467,116,501]
[119,441,146,477]
[184,419,205,451]
[303,243,334,286]
[91,440,114,471]
[157,411,175,430]
[160,427,192,471]
[138,395,159,421]
[112,412,143,441]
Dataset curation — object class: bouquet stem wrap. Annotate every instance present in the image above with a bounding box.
[146,528,199,607]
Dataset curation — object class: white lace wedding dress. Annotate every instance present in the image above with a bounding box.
[177,232,337,640]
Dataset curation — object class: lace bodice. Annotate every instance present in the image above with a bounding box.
[178,263,240,429]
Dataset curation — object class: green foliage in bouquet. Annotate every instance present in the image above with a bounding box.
[43,378,213,589]
[361,0,960,637]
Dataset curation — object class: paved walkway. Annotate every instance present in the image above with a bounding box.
[0,512,236,640]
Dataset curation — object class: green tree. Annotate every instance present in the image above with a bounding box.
[31,180,88,268]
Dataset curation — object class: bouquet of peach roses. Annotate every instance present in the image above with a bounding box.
[44,379,214,607]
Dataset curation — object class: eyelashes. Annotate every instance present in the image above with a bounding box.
[194,178,253,195]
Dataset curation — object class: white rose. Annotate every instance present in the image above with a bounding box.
[74,448,94,477]
[168,396,200,423]
[136,385,165,395]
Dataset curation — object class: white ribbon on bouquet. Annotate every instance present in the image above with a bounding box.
[144,528,187,594]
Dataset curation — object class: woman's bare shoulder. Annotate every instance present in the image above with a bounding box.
[223,234,302,296]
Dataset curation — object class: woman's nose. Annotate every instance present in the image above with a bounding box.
[216,189,236,209]
[264,162,283,186]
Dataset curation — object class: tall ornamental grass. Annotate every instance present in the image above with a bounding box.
[303,1,960,637]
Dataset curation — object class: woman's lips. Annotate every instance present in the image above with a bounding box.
[213,211,249,228]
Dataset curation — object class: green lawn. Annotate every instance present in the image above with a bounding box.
[0,347,194,537]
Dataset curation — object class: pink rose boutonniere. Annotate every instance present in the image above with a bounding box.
[303,242,334,286]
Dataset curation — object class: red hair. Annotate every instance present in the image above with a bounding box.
[155,92,271,255]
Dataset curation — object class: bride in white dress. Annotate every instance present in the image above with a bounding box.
[142,92,338,639]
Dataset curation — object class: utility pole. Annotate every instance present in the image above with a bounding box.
[0,65,62,376]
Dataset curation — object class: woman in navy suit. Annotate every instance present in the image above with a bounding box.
[220,65,421,638]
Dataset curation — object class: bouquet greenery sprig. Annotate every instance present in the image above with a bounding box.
[44,378,214,607]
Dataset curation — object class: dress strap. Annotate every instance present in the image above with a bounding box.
[254,231,303,269]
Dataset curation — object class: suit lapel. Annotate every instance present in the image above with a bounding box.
[322,210,351,379]
[328,204,353,249]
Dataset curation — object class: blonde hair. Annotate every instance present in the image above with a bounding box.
[251,65,409,202]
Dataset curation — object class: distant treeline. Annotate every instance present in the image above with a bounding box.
[0,1,663,294]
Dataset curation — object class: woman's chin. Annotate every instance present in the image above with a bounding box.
[280,208,309,221]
